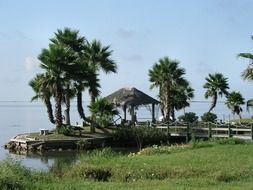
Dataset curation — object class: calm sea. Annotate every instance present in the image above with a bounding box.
[0,101,251,170]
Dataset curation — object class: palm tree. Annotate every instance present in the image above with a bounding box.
[149,57,187,121]
[38,44,76,130]
[203,73,229,112]
[83,40,117,133]
[29,73,55,124]
[84,40,117,103]
[225,91,245,119]
[171,81,194,120]
[89,98,119,128]
[238,36,253,118]
[238,36,253,81]
[50,28,86,125]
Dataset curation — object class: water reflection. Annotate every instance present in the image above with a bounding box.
[8,150,81,171]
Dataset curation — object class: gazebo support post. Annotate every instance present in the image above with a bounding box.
[152,103,155,124]
[123,105,127,121]
[130,105,135,123]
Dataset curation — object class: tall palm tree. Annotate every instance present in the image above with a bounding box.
[29,73,55,124]
[38,44,76,129]
[225,91,245,119]
[148,62,165,117]
[83,40,117,133]
[50,28,86,125]
[149,57,187,121]
[84,40,117,103]
[203,73,229,112]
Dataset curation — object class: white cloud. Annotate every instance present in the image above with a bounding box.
[25,56,40,71]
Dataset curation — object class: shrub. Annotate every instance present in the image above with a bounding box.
[112,126,167,150]
[201,112,217,122]
[178,112,198,123]
[57,125,73,135]
[0,158,33,190]
[214,138,245,145]
[89,98,119,127]
[88,147,119,158]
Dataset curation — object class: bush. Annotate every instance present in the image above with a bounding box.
[0,158,33,190]
[178,112,198,123]
[201,112,217,122]
[57,125,73,135]
[112,126,167,150]
[89,98,119,128]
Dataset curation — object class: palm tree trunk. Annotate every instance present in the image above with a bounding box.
[171,107,175,121]
[77,91,86,119]
[90,92,96,133]
[208,93,217,112]
[91,93,96,104]
[165,85,171,121]
[64,93,70,125]
[77,91,92,124]
[55,83,63,130]
[44,98,55,124]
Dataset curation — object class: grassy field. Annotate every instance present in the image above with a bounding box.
[1,139,253,190]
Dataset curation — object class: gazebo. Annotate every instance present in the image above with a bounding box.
[106,87,159,122]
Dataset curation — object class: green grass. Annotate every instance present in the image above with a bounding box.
[2,139,253,189]
[26,126,116,141]
[230,118,253,123]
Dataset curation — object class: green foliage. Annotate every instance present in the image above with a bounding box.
[89,98,119,127]
[88,147,119,158]
[0,158,34,190]
[178,112,198,123]
[149,57,193,121]
[76,140,90,150]
[226,91,245,117]
[3,141,253,189]
[201,112,217,122]
[214,138,245,145]
[113,126,167,149]
[203,73,230,112]
[57,125,73,135]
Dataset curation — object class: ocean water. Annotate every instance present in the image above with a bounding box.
[0,101,251,170]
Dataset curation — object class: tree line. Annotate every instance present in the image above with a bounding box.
[30,28,253,130]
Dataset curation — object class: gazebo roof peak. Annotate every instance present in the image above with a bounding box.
[106,87,159,106]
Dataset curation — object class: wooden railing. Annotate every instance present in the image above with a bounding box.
[155,122,253,140]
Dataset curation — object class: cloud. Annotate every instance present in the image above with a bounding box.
[25,56,40,71]
[123,54,143,62]
[118,28,135,39]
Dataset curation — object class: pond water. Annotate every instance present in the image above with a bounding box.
[0,101,250,170]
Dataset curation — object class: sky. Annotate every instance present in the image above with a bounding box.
[1,0,253,103]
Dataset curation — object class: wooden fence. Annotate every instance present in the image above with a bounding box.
[155,122,253,140]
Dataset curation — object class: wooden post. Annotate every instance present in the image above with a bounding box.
[208,122,212,139]
[130,105,135,123]
[123,105,127,121]
[251,123,253,140]
[167,121,170,139]
[228,123,232,138]
[151,103,155,123]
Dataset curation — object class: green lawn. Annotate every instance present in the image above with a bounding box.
[2,139,253,189]
[230,118,253,123]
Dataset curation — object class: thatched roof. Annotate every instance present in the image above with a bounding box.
[106,87,159,106]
